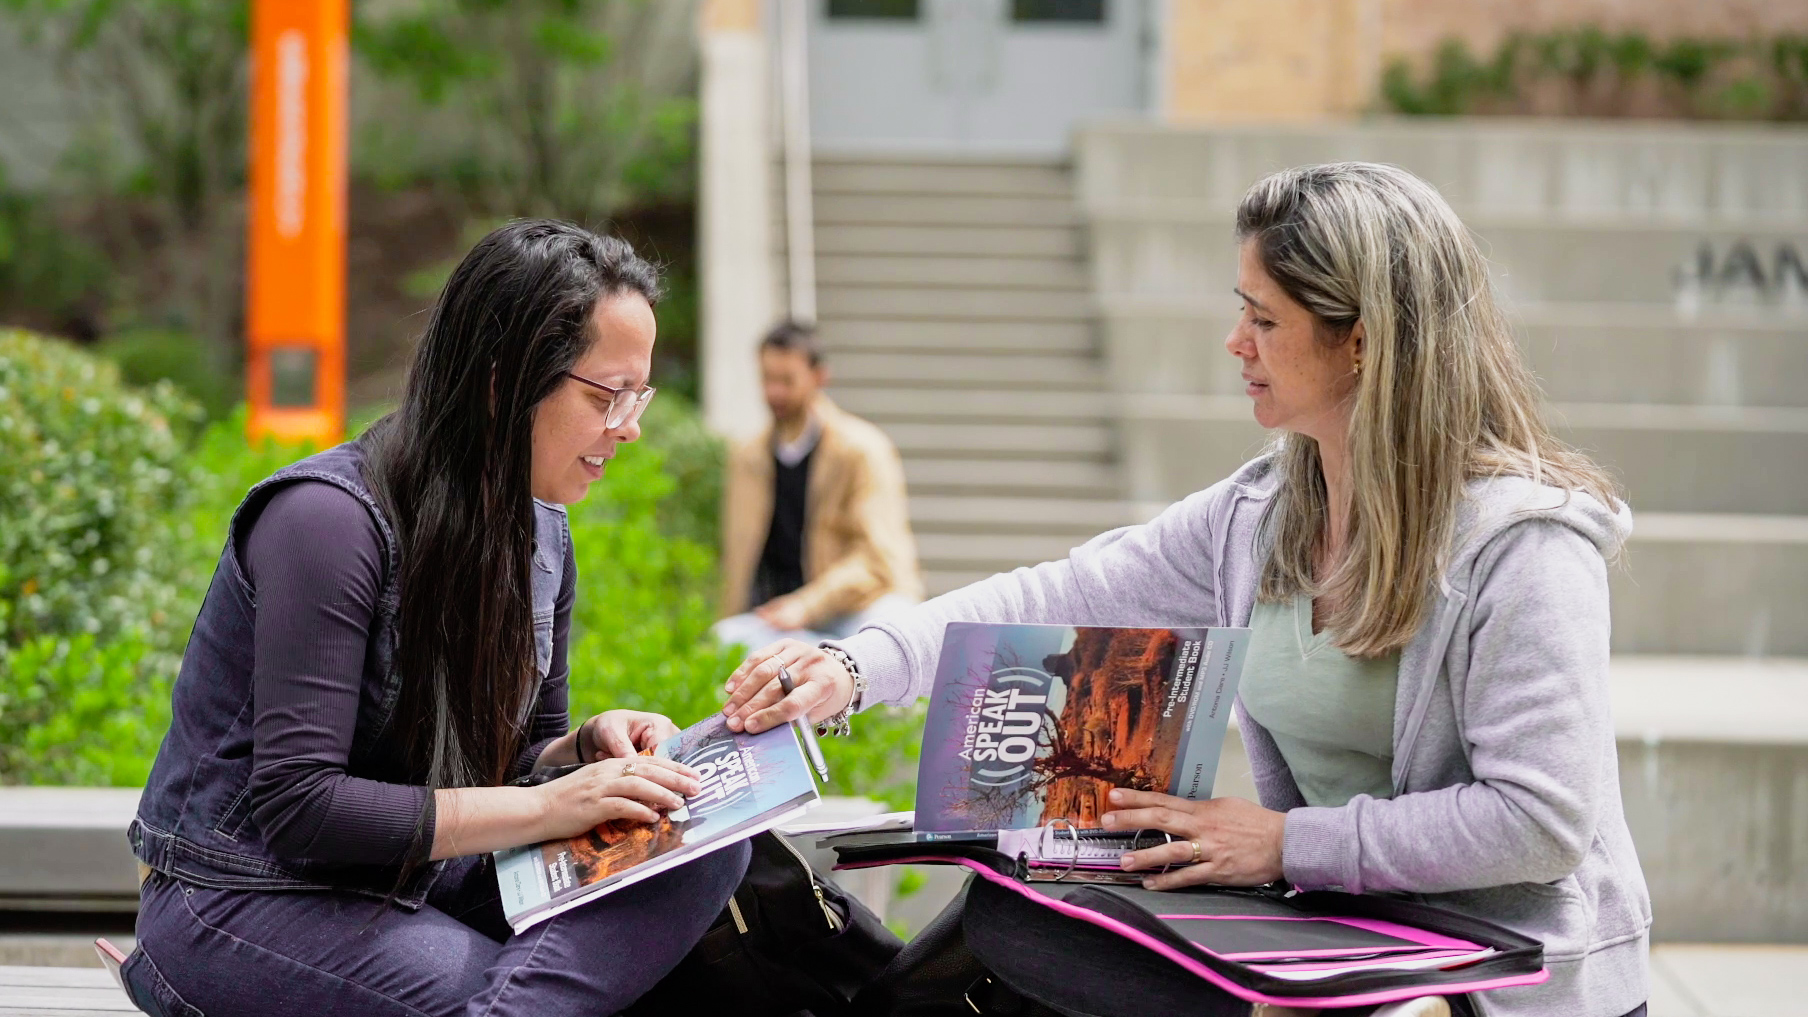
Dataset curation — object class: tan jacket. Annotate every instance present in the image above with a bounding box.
[719,395,923,625]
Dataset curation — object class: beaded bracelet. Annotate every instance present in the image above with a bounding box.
[814,643,866,737]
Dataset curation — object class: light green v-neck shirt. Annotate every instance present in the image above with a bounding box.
[1239,595,1400,808]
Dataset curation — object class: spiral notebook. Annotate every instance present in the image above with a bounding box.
[996,824,1178,882]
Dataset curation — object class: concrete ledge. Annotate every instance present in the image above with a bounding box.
[1610,657,1807,941]
[0,789,140,909]
[1089,217,1808,314]
[1075,119,1808,225]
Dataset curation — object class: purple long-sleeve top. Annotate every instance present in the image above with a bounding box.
[239,481,575,866]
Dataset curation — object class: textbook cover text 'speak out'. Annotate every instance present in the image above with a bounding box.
[494,714,817,932]
[915,623,1247,839]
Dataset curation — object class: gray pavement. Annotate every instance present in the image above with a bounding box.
[1650,944,1808,1017]
[6,941,1803,1015]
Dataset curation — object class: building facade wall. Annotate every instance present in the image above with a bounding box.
[1164,0,1808,123]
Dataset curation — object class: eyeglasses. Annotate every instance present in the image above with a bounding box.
[565,372,656,429]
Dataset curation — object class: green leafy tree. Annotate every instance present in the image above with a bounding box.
[355,0,699,223]
[0,0,249,360]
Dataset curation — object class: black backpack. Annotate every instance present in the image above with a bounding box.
[831,838,1546,1015]
[624,830,903,1017]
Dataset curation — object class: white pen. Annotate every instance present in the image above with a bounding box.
[777,663,830,783]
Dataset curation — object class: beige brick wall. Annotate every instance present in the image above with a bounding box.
[1165,0,1808,122]
[702,0,759,33]
[1166,0,1376,122]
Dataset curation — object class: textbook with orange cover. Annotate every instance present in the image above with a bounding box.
[914,623,1248,842]
[494,715,819,933]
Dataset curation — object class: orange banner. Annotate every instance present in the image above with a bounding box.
[246,0,348,445]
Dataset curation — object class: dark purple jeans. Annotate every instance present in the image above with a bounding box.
[123,841,749,1017]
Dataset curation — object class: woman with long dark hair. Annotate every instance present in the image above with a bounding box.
[123,221,746,1016]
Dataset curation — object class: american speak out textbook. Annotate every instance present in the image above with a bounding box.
[915,623,1249,841]
[494,715,819,933]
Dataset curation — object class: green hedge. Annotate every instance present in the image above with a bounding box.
[0,331,921,807]
[1382,28,1808,119]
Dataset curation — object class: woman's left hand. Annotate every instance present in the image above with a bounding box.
[580,710,680,760]
[1101,789,1288,890]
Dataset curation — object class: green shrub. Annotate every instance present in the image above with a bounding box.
[0,175,112,332]
[633,394,724,548]
[0,631,170,785]
[0,329,205,785]
[1381,27,1808,120]
[2,337,924,807]
[564,401,922,809]
[0,329,203,647]
[95,328,238,422]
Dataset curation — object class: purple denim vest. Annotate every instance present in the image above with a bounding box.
[127,440,567,908]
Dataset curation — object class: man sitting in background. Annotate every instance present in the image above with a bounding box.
[713,320,922,650]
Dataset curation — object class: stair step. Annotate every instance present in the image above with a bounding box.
[833,386,1110,422]
[819,319,1096,354]
[1113,303,1808,408]
[1549,401,1808,433]
[1088,214,1808,309]
[814,159,1071,197]
[816,193,1079,228]
[908,495,1140,532]
[1118,397,1808,514]
[924,569,998,595]
[902,457,1123,497]
[819,286,1093,322]
[917,531,1088,571]
[909,510,1808,656]
[818,253,1088,289]
[832,351,1100,389]
[1610,655,1808,744]
[1632,513,1808,543]
[817,224,1080,258]
[886,421,1113,459]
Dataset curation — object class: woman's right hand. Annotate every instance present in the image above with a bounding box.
[720,638,856,734]
[533,755,702,841]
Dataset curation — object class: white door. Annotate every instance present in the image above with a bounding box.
[807,0,1151,155]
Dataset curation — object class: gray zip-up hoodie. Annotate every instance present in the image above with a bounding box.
[835,454,1652,1017]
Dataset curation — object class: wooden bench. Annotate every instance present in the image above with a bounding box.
[0,965,135,1016]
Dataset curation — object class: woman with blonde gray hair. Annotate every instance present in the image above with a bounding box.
[722,162,1651,1016]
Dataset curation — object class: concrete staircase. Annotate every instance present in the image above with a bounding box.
[810,156,1141,595]
[1075,119,1808,941]
[799,130,1806,942]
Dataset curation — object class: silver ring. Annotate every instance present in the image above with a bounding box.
[1150,830,1176,874]
[621,762,636,777]
[1045,818,1080,882]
